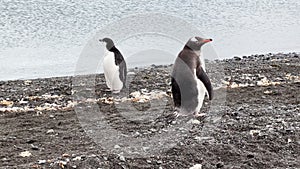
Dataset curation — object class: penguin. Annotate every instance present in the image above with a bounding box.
[171,36,213,116]
[99,38,127,93]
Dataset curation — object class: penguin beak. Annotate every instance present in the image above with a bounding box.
[203,39,213,43]
[99,39,104,42]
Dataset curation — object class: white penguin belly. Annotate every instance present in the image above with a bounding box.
[194,69,206,113]
[103,51,123,91]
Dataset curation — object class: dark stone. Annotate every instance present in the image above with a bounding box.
[26,139,36,144]
[247,154,255,158]
[233,56,242,61]
[216,162,224,168]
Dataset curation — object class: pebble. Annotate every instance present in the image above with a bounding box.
[250,130,260,136]
[190,164,202,169]
[233,56,241,61]
[19,151,31,157]
[62,153,70,157]
[216,162,224,168]
[143,147,150,151]
[191,119,201,125]
[119,155,126,162]
[157,160,163,164]
[38,160,47,164]
[46,129,55,134]
[72,156,82,161]
[150,128,157,132]
[127,72,135,75]
[114,145,121,149]
[247,154,255,158]
[30,144,39,150]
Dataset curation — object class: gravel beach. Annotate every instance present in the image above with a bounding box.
[0,53,299,169]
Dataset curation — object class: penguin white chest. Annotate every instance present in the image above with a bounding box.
[103,51,123,92]
[194,69,206,113]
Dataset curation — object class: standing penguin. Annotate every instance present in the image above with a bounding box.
[171,36,213,116]
[99,38,127,93]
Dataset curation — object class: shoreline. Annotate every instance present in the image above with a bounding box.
[0,52,299,82]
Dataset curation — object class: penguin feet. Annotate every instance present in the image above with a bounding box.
[172,111,181,118]
[173,110,188,117]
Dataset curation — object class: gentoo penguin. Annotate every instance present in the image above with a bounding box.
[171,36,213,116]
[99,38,127,93]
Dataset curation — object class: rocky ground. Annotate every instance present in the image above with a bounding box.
[0,53,299,169]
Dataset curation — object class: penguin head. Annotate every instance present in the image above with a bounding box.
[186,36,212,50]
[99,37,115,50]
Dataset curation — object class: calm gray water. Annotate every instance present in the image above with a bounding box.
[0,0,299,80]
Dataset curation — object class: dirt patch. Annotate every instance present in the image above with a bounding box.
[0,53,299,168]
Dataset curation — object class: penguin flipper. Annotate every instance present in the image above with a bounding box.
[114,49,127,89]
[196,66,213,100]
[119,60,127,87]
[171,77,181,107]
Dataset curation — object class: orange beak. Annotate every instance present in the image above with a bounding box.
[203,39,213,43]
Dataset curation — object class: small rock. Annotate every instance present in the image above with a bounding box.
[231,112,238,117]
[24,80,32,85]
[237,106,244,111]
[19,100,28,104]
[264,90,272,94]
[127,72,135,75]
[216,162,224,168]
[62,153,70,157]
[19,151,31,157]
[38,160,47,164]
[233,56,241,61]
[46,129,54,134]
[143,147,150,151]
[150,128,157,132]
[114,145,121,149]
[157,160,163,164]
[26,139,36,144]
[30,144,39,150]
[72,156,82,161]
[0,100,14,107]
[190,164,202,169]
[119,155,126,162]
[58,160,67,167]
[250,130,260,136]
[146,160,152,163]
[247,154,255,158]
[188,119,201,125]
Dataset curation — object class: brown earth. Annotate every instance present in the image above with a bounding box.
[0,53,299,169]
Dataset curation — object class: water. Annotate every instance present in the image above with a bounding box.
[0,0,299,81]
